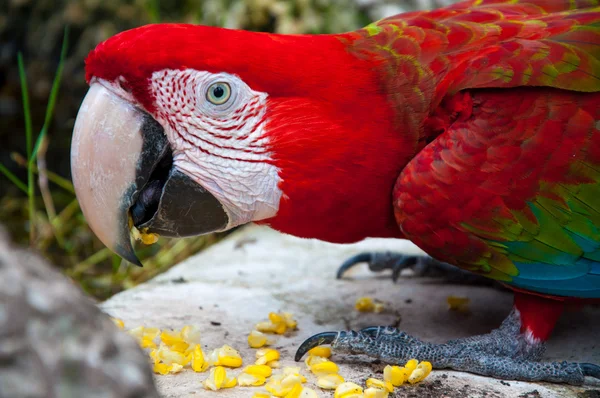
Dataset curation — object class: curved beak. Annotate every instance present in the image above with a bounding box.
[71,83,229,265]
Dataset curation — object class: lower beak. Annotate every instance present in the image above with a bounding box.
[71,83,228,265]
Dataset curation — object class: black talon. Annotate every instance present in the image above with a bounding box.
[295,331,339,361]
[336,253,373,279]
[581,363,600,379]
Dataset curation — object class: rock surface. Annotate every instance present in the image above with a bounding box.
[102,225,600,397]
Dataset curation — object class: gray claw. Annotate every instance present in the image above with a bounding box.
[336,253,373,279]
[295,331,339,361]
[581,363,600,379]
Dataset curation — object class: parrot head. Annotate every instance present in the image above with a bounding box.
[72,24,412,264]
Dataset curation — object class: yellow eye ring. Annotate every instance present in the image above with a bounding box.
[206,82,231,105]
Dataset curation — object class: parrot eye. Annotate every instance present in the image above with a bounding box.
[206,82,231,105]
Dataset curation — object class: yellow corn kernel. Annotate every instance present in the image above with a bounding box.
[267,360,281,368]
[447,296,470,313]
[169,363,184,374]
[111,318,125,329]
[405,359,418,372]
[283,383,304,398]
[202,366,237,391]
[209,344,243,368]
[252,393,271,398]
[248,330,270,348]
[282,312,298,330]
[309,360,339,376]
[238,373,267,386]
[265,372,305,397]
[408,361,432,384]
[153,362,171,375]
[307,346,331,358]
[255,348,280,365]
[365,378,394,393]
[355,297,375,312]
[298,387,319,398]
[364,387,389,398]
[140,231,159,245]
[305,355,329,368]
[156,344,189,366]
[129,326,159,349]
[334,382,363,398]
[160,330,189,352]
[256,321,278,334]
[191,345,209,372]
[383,365,410,386]
[140,336,157,349]
[180,325,202,345]
[316,373,345,389]
[243,365,273,378]
[268,312,288,334]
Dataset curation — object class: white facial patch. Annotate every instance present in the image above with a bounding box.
[149,69,282,230]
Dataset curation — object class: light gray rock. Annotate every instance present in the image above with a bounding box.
[103,225,600,398]
[0,228,159,398]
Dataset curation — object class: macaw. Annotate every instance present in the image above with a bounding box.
[70,0,600,384]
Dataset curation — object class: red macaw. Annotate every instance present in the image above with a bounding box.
[70,0,600,384]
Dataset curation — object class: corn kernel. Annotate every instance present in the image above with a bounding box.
[248,330,270,348]
[447,295,470,313]
[304,355,329,368]
[364,387,389,398]
[366,378,393,393]
[355,297,375,312]
[265,372,305,397]
[180,325,202,345]
[307,346,331,358]
[256,348,280,365]
[252,393,271,398]
[209,344,243,368]
[309,360,339,376]
[316,373,345,389]
[243,365,273,378]
[334,382,363,398]
[267,312,288,334]
[156,343,189,366]
[383,365,410,386]
[191,344,209,372]
[256,321,279,334]
[283,383,304,398]
[128,326,159,349]
[298,387,319,398]
[202,366,237,391]
[140,336,157,349]
[153,362,170,375]
[408,361,432,384]
[112,318,125,329]
[282,312,298,330]
[405,359,418,372]
[238,373,267,386]
[267,360,281,368]
[169,363,184,374]
[160,330,189,353]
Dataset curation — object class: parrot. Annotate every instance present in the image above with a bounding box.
[70,0,600,385]
[0,226,159,398]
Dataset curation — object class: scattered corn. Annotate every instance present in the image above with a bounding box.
[256,312,298,335]
[128,326,160,349]
[307,346,331,358]
[309,360,339,376]
[304,355,329,368]
[155,343,189,366]
[244,365,273,378]
[209,344,243,368]
[252,393,271,398]
[264,369,306,397]
[160,330,189,353]
[112,318,125,329]
[180,325,202,345]
[190,344,210,373]
[316,373,345,389]
[447,296,470,313]
[355,297,384,313]
[408,361,432,384]
[383,365,410,386]
[238,373,267,387]
[334,382,363,398]
[364,387,389,398]
[256,348,280,365]
[365,378,393,393]
[203,366,237,391]
[248,330,271,348]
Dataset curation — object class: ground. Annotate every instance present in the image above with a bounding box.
[102,225,600,398]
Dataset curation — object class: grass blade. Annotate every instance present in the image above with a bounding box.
[0,163,28,194]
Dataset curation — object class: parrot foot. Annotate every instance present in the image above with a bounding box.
[296,309,599,385]
[336,251,494,285]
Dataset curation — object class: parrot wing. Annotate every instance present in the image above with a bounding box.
[394,88,600,298]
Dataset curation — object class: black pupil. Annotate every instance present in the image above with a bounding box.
[213,85,225,99]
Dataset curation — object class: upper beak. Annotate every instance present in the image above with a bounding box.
[71,83,229,265]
